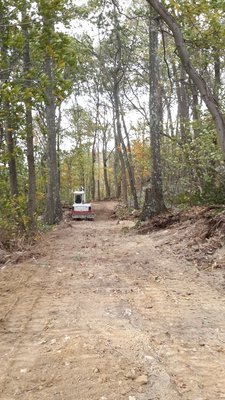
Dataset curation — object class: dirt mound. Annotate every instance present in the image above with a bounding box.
[138,205,225,270]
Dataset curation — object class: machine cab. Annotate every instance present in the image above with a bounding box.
[74,190,86,205]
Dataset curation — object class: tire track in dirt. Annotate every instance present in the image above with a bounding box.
[0,202,225,399]
[107,232,225,399]
[0,251,85,398]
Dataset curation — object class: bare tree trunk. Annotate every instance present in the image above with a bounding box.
[120,110,139,209]
[91,95,100,200]
[91,135,96,200]
[97,133,101,201]
[179,66,190,140]
[141,9,166,220]
[5,118,18,197]
[56,105,62,190]
[111,95,121,199]
[189,78,200,137]
[0,14,18,200]
[114,135,121,198]
[146,0,225,160]
[214,51,221,100]
[113,81,128,205]
[172,63,190,140]
[22,6,36,234]
[42,17,62,224]
[102,129,111,198]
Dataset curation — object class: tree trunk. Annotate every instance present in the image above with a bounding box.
[44,56,62,223]
[22,6,36,233]
[214,51,221,100]
[56,105,62,190]
[140,9,166,221]
[113,81,128,205]
[102,130,111,198]
[120,110,139,209]
[42,17,62,224]
[178,66,190,140]
[5,118,18,198]
[190,78,200,137]
[146,0,225,160]
[91,96,100,201]
[112,95,121,199]
[0,13,18,199]
[172,63,190,140]
[97,134,101,201]
[91,136,96,200]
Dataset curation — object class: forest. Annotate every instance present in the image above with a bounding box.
[1,0,225,247]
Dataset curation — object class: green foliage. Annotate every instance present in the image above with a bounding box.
[162,117,224,206]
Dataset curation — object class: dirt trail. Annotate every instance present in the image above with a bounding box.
[0,201,225,400]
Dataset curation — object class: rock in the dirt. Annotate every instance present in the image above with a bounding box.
[129,396,136,400]
[135,375,148,385]
[125,370,136,380]
[132,209,141,218]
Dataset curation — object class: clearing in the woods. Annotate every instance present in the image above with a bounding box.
[0,201,225,400]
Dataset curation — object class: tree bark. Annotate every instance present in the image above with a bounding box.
[113,132,121,199]
[140,9,166,221]
[91,135,97,200]
[178,66,190,140]
[91,93,100,200]
[113,81,128,205]
[120,110,139,209]
[5,118,18,198]
[146,0,225,160]
[0,12,18,200]
[56,105,62,190]
[214,51,221,100]
[22,6,36,233]
[42,17,62,224]
[102,129,111,198]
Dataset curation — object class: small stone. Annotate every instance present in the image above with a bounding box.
[129,396,136,400]
[135,375,148,385]
[145,355,154,362]
[145,303,153,309]
[20,368,27,374]
[124,308,132,317]
[125,371,135,380]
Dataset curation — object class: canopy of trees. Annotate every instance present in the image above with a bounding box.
[1,0,225,246]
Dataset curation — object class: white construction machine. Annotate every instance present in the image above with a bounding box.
[70,188,95,220]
